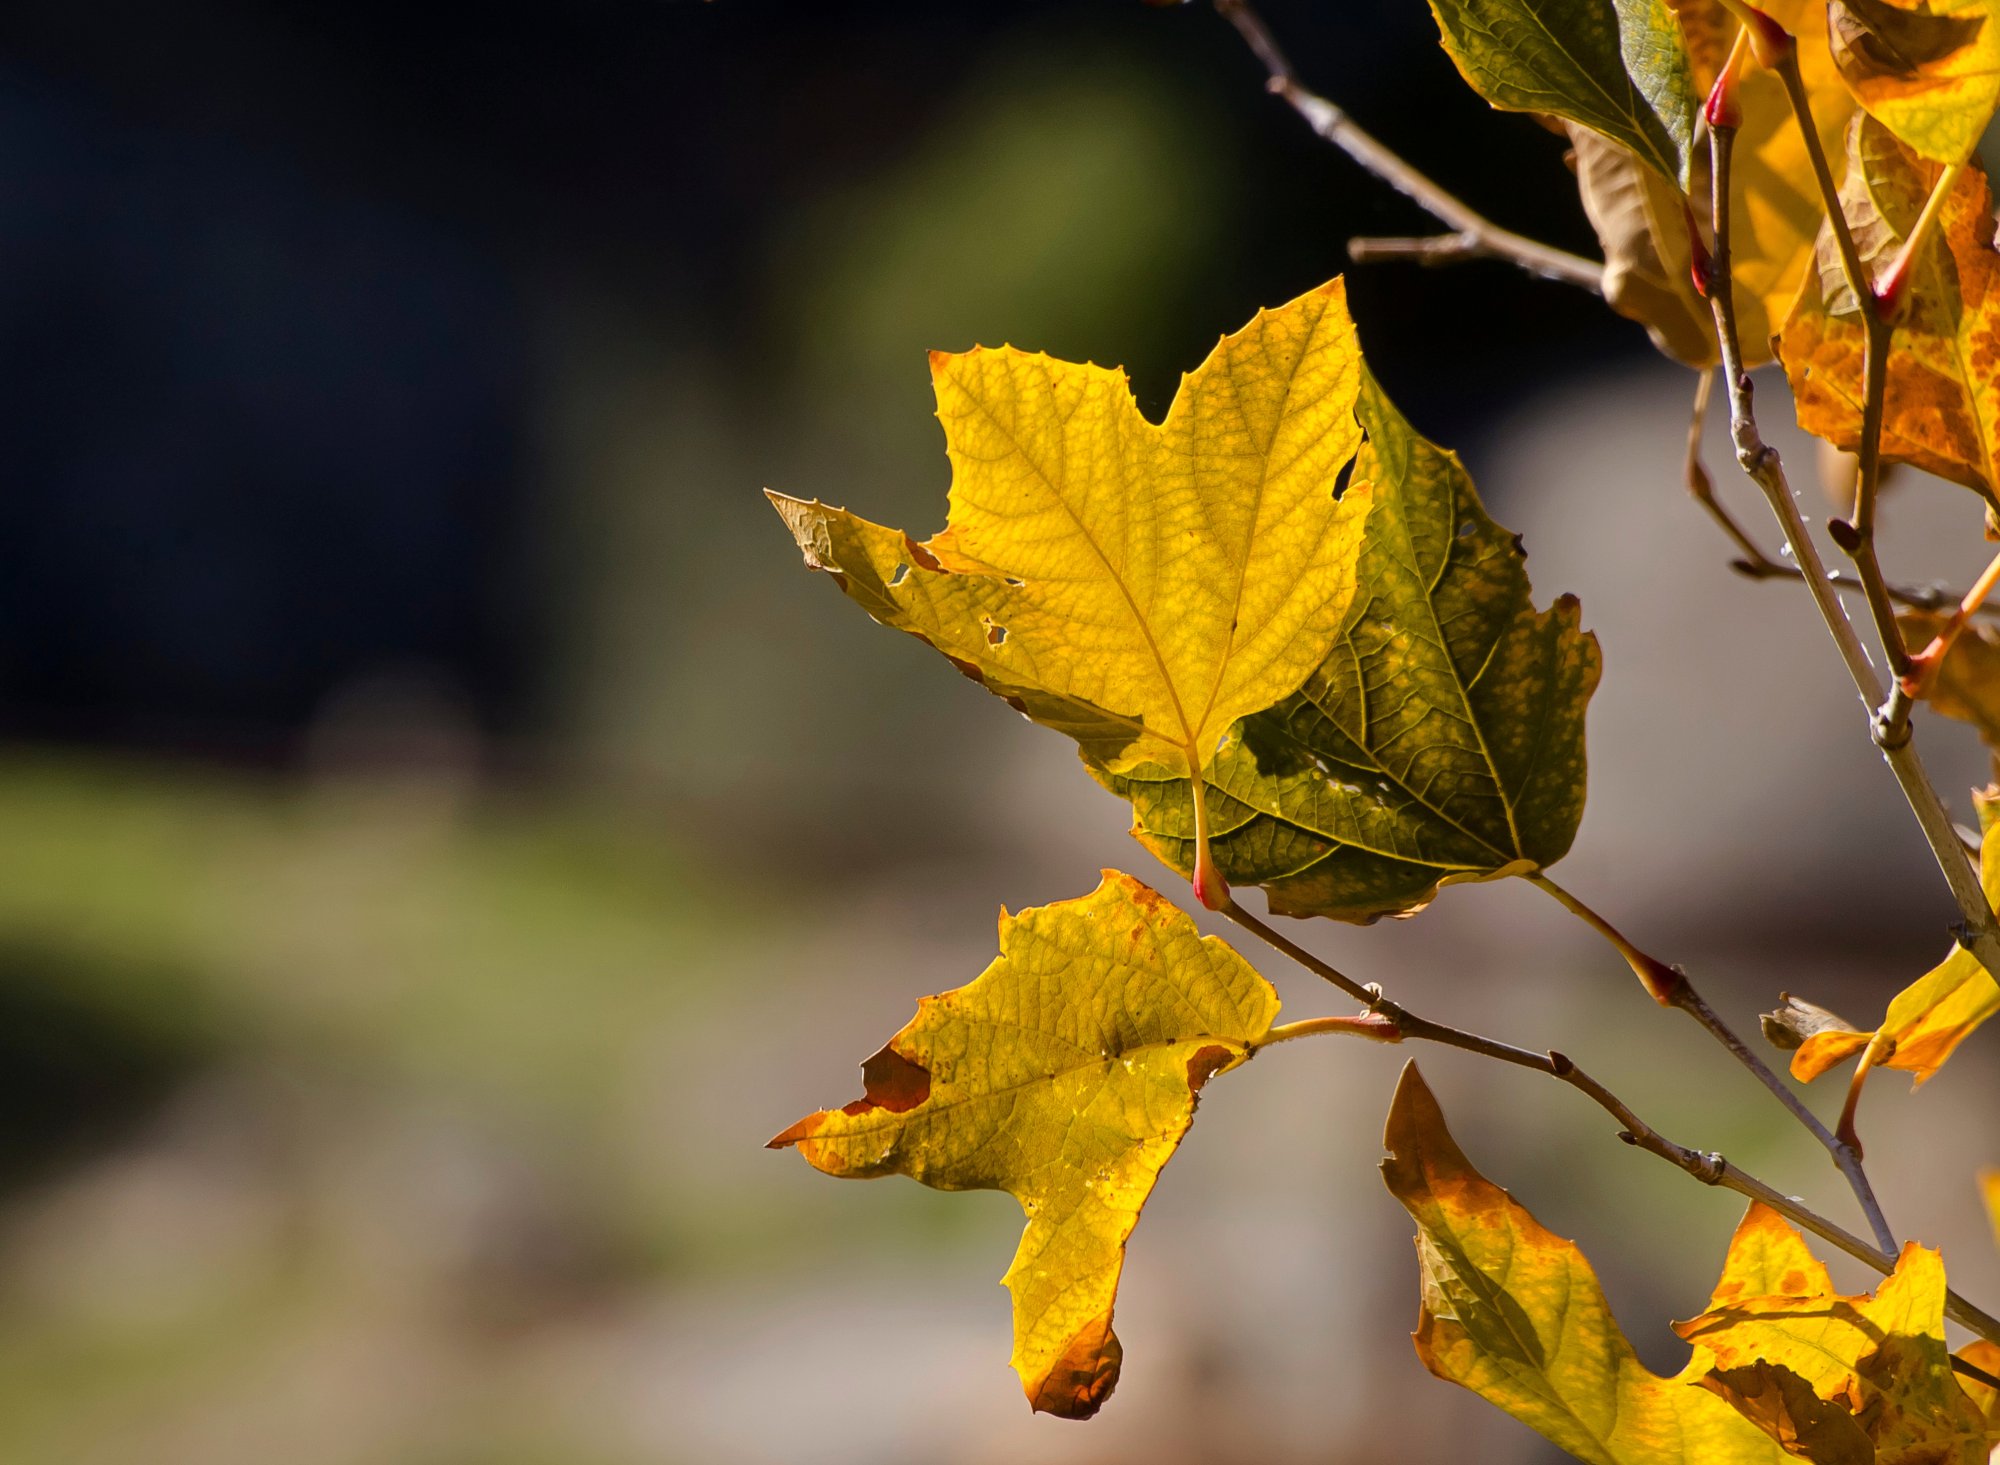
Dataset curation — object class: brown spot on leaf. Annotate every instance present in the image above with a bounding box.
[842,1043,930,1116]
[1185,1043,1234,1092]
[1026,1315,1122,1419]
[903,534,942,572]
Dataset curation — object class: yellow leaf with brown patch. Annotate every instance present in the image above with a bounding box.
[1791,784,2000,1084]
[1829,0,2000,164]
[770,870,1279,1419]
[768,280,1372,784]
[1381,1062,1790,1464]
[1676,1234,1992,1465]
[1778,115,2000,514]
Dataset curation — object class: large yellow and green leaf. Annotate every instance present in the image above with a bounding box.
[1778,115,2000,513]
[1381,1062,1789,1464]
[769,280,1372,781]
[1426,0,1701,186]
[1828,0,2000,164]
[1096,373,1599,921]
[1791,784,2000,1085]
[769,870,1278,1419]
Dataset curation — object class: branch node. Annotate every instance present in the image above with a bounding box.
[1827,518,1861,554]
[1870,701,1913,750]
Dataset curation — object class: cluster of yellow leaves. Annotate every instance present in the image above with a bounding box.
[1384,1062,2000,1465]
[1786,784,2000,1088]
[770,871,1280,1418]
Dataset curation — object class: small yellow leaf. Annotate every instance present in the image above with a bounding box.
[1794,786,2000,1085]
[1829,0,2000,164]
[1676,1238,1992,1465]
[770,870,1278,1419]
[1981,1168,2000,1246]
[1381,1062,1789,1465]
[1779,117,2000,512]
[769,280,1373,782]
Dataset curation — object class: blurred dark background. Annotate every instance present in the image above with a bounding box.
[0,3,1994,1463]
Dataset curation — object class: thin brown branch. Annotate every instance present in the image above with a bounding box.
[1212,0,1604,293]
[1218,896,2000,1347]
[1772,49,1913,700]
[1530,873,1897,1252]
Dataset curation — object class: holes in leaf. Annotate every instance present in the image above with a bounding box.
[890,563,910,586]
[987,623,1008,646]
[1456,520,1476,540]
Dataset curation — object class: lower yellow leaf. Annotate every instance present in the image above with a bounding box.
[769,870,1279,1419]
[1380,1062,1789,1464]
[1676,1239,1992,1465]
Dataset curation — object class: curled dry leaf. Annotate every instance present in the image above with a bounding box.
[1567,122,1717,366]
[1828,0,2000,164]
[1381,1062,1792,1465]
[1559,0,1854,368]
[769,279,1372,787]
[769,871,1278,1419]
[1778,115,2000,515]
[1095,372,1598,921]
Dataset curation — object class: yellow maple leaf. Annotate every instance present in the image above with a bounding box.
[1676,1230,1992,1465]
[1381,1062,1791,1465]
[1792,784,2000,1085]
[1779,117,2000,511]
[1828,0,2000,164]
[769,870,1279,1419]
[768,280,1373,805]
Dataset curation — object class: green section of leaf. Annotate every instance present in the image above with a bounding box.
[1427,0,1700,186]
[1381,1063,1789,1465]
[1094,372,1599,922]
[771,870,1278,1420]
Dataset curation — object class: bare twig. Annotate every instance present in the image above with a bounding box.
[1219,896,2000,1346]
[1529,872,1897,1252]
[1212,0,1604,293]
